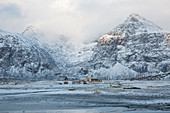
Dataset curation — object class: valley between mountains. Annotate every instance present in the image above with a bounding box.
[0,13,170,80]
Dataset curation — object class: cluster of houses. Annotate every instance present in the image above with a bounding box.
[0,76,103,85]
[58,77,102,85]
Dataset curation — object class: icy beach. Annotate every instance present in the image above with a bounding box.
[0,80,170,113]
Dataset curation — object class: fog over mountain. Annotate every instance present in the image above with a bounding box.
[0,13,170,80]
[0,0,170,43]
[1,2,170,113]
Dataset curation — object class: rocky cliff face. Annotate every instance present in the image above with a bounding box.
[1,14,170,80]
[0,27,63,80]
[77,14,170,79]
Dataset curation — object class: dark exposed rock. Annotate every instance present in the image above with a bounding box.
[0,29,60,80]
[76,14,170,79]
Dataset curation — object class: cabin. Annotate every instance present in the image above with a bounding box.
[85,77,102,82]
[78,79,88,84]
[86,77,91,82]
[83,81,87,84]
[64,81,68,84]
[91,79,102,82]
[58,81,72,85]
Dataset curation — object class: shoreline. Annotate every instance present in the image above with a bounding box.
[0,80,170,112]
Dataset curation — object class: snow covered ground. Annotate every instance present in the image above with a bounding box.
[0,80,170,113]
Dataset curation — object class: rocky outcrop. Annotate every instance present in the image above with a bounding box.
[0,28,60,80]
[1,13,170,80]
[77,13,170,79]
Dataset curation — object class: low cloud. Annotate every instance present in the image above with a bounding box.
[0,0,170,43]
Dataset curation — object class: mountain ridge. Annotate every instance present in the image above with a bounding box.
[0,13,170,80]
[78,13,170,79]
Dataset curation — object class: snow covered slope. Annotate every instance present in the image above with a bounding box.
[77,13,170,79]
[0,27,62,80]
[93,62,137,79]
[1,13,170,80]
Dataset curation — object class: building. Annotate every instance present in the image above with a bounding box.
[86,77,91,82]
[86,77,102,82]
[91,79,102,82]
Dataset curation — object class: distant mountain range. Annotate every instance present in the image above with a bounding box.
[0,13,170,80]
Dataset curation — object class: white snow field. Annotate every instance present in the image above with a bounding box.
[0,80,170,113]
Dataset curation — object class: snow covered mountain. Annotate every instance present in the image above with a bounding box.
[0,26,67,80]
[78,13,170,79]
[1,13,170,80]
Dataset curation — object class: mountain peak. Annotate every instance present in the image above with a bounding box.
[22,25,37,34]
[126,13,146,22]
[21,25,44,42]
[112,13,163,35]
[98,14,164,45]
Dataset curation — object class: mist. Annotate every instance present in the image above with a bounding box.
[0,0,170,43]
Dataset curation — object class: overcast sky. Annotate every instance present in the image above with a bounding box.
[0,0,170,42]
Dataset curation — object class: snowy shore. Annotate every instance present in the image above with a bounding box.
[0,80,170,113]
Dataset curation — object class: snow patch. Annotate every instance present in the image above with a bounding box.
[93,62,137,79]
